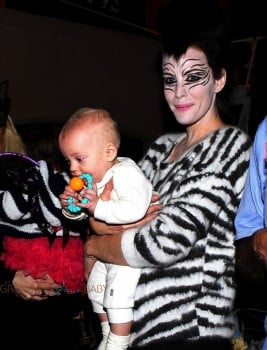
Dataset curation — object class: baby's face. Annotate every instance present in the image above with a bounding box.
[59,125,111,183]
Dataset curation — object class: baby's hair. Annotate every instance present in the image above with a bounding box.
[60,107,121,149]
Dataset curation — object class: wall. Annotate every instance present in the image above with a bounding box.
[0,8,165,148]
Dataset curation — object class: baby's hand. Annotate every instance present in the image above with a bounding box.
[78,186,98,214]
[59,185,78,209]
[60,184,86,221]
[61,174,95,218]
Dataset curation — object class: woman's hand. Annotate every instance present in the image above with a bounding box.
[253,228,267,260]
[12,271,61,301]
[84,254,97,281]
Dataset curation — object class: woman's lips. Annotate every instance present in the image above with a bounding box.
[174,104,193,111]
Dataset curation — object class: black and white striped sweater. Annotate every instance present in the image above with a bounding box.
[121,126,251,347]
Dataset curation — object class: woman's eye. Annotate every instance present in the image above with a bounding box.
[163,76,176,85]
[186,74,201,82]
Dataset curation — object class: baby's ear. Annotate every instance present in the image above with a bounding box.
[106,143,117,161]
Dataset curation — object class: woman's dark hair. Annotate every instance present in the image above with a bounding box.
[157,0,235,123]
[158,0,232,78]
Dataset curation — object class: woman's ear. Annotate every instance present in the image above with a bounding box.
[105,143,117,161]
[215,68,226,93]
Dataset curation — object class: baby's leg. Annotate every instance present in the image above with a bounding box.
[104,265,140,350]
[106,330,131,350]
[87,261,108,350]
[105,308,133,350]
[97,313,110,350]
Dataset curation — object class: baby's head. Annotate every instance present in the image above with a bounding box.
[59,107,121,181]
[60,107,120,147]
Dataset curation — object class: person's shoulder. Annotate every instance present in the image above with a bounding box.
[217,125,251,144]
[116,157,146,174]
[250,116,267,155]
[117,156,137,165]
[254,116,267,140]
[114,157,151,187]
[257,115,267,129]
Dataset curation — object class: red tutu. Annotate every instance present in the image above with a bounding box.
[1,236,85,294]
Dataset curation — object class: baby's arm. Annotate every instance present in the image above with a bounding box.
[91,167,152,224]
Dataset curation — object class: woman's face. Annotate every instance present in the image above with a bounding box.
[162,46,225,127]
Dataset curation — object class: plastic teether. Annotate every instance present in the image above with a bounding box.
[67,173,93,213]
[69,176,85,191]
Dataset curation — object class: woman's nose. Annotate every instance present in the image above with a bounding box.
[175,83,187,98]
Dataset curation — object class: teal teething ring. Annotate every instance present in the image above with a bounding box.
[67,173,93,213]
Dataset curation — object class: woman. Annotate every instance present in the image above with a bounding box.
[63,5,251,350]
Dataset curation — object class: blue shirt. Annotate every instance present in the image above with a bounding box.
[235,116,267,349]
[235,116,267,238]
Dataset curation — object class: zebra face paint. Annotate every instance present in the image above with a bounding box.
[162,46,220,127]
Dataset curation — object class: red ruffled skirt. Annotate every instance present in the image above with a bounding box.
[1,236,85,294]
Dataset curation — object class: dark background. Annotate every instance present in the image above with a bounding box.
[1,0,267,342]
[0,0,267,140]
